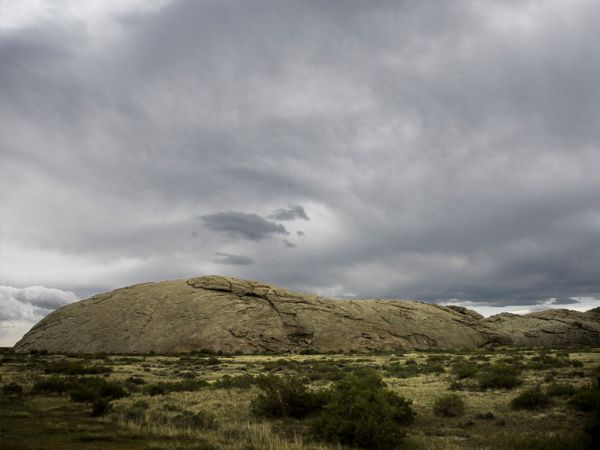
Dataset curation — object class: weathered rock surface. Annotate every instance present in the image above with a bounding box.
[482,309,600,347]
[13,276,600,353]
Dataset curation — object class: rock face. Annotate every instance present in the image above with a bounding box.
[482,309,600,347]
[13,276,600,353]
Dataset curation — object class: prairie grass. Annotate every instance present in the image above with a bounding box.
[1,348,598,449]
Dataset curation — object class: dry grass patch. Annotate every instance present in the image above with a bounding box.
[2,348,599,449]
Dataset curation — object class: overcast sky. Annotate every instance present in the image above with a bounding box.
[1,0,600,345]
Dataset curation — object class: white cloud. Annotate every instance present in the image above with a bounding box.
[0,285,77,321]
[0,320,38,347]
[441,297,600,318]
[0,285,78,346]
[0,0,171,33]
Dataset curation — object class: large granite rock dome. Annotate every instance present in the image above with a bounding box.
[13,276,600,353]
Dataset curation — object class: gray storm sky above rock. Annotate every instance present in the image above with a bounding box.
[1,0,600,344]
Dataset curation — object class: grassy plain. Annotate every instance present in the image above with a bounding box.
[1,347,599,449]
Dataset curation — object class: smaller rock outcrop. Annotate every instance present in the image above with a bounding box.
[483,309,600,347]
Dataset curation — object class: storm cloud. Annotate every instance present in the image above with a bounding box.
[202,211,288,241]
[1,0,600,344]
[549,297,582,306]
[213,252,255,266]
[270,205,310,221]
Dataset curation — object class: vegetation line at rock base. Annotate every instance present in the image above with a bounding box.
[2,347,600,449]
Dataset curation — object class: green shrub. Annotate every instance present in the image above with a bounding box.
[31,377,70,395]
[569,389,600,413]
[304,362,345,381]
[421,363,445,374]
[497,355,524,365]
[91,399,112,417]
[120,401,149,424]
[511,387,551,410]
[544,370,558,382]
[585,422,600,449]
[260,359,345,381]
[32,376,128,403]
[126,376,146,385]
[43,359,112,375]
[3,382,23,397]
[478,364,522,390]
[426,354,450,363]
[385,362,420,378]
[451,362,479,379]
[261,358,294,372]
[499,432,589,450]
[449,381,465,391]
[212,374,258,389]
[526,353,571,371]
[171,410,218,430]
[385,359,445,378]
[310,368,415,450]
[546,383,576,397]
[468,354,490,362]
[69,377,128,403]
[433,393,466,417]
[475,411,495,420]
[251,375,327,419]
[144,379,208,396]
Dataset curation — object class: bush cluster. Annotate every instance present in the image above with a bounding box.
[426,354,451,363]
[32,376,128,409]
[252,368,415,449]
[120,400,150,424]
[68,377,127,403]
[31,376,71,394]
[251,375,327,419]
[43,359,112,375]
[569,389,600,413]
[478,364,522,390]
[91,399,112,417]
[3,382,23,397]
[311,369,415,449]
[510,387,550,410]
[125,376,146,385]
[171,410,218,430]
[546,382,576,397]
[526,353,573,371]
[385,359,445,378]
[212,374,258,389]
[260,359,346,381]
[451,361,479,379]
[433,393,466,417]
[568,374,600,447]
[176,356,220,366]
[144,379,209,396]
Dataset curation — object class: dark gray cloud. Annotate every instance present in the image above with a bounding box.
[270,205,310,221]
[213,252,254,266]
[2,0,600,345]
[549,297,581,306]
[282,239,297,249]
[201,211,288,241]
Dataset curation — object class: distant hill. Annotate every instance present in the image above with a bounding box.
[13,276,600,353]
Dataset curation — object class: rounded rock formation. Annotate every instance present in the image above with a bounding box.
[13,276,600,353]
